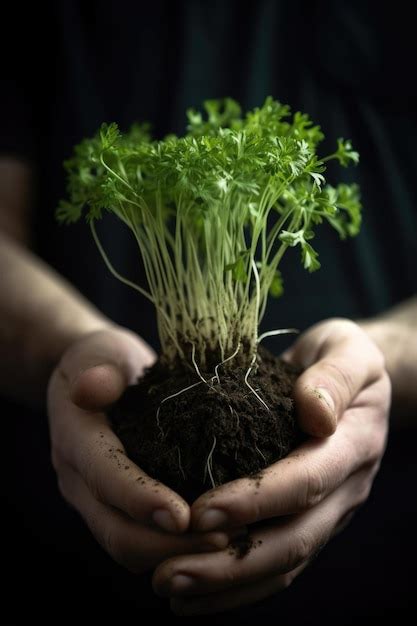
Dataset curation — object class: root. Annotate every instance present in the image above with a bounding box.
[191,342,208,384]
[257,328,299,344]
[213,343,241,385]
[254,444,267,464]
[204,435,217,488]
[156,381,203,433]
[177,446,186,480]
[229,403,240,430]
[244,355,270,411]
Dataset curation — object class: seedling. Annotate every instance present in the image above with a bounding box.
[58,98,361,497]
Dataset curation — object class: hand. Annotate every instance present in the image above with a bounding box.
[48,326,231,573]
[153,318,391,615]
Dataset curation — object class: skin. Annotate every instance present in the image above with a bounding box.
[48,328,236,571]
[2,158,416,613]
[153,320,391,614]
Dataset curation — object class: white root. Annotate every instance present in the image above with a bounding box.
[228,403,240,429]
[257,328,299,344]
[213,343,241,385]
[191,342,209,384]
[244,354,270,411]
[177,446,186,480]
[156,381,203,432]
[204,435,217,489]
[254,444,267,463]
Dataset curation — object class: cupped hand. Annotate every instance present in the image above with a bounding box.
[153,318,391,615]
[47,326,231,573]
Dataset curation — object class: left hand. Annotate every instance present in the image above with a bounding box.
[152,318,391,615]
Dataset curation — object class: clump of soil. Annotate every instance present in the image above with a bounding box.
[229,535,263,559]
[109,347,302,502]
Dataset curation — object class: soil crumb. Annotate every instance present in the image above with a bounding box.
[109,347,302,502]
[250,472,264,489]
[229,535,263,559]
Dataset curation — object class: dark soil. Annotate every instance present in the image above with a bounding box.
[109,347,303,502]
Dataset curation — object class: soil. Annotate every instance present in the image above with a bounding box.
[228,535,263,559]
[109,347,303,502]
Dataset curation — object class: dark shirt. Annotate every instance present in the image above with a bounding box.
[3,1,417,621]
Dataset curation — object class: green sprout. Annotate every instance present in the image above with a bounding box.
[57,97,361,370]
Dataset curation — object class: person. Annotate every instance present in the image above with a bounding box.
[3,0,416,620]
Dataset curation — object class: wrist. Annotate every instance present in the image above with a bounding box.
[359,316,415,419]
[42,312,113,371]
[359,318,403,376]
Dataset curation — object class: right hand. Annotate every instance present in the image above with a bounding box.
[47,326,231,573]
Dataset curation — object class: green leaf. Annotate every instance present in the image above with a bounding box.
[301,242,321,272]
[225,255,248,282]
[325,183,362,238]
[334,138,360,167]
[99,122,120,150]
[56,200,83,224]
[279,229,306,247]
[187,98,242,136]
[269,270,284,297]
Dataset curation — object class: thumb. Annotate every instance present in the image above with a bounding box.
[58,328,155,411]
[285,320,385,438]
[70,363,127,410]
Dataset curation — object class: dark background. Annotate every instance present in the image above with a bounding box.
[5,0,417,622]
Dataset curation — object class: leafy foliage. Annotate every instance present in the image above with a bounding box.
[58,97,361,366]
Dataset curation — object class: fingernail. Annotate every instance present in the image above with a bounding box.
[171,574,194,594]
[197,508,228,531]
[152,508,178,533]
[314,387,335,413]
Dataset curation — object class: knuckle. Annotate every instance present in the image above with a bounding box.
[300,465,326,509]
[372,346,386,375]
[317,319,357,353]
[285,530,313,570]
[354,474,374,507]
[249,496,263,522]
[280,571,297,590]
[321,359,355,399]
[362,410,389,466]
[381,371,392,404]
[103,524,124,563]
[79,445,105,502]
[367,430,387,465]
[98,522,145,574]
[318,318,357,336]
[93,513,128,567]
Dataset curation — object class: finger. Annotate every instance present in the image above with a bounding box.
[59,327,155,410]
[49,369,190,533]
[170,565,306,615]
[58,464,234,574]
[154,469,368,598]
[190,378,388,531]
[71,364,128,410]
[288,320,385,436]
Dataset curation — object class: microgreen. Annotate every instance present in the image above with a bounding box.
[58,97,361,368]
